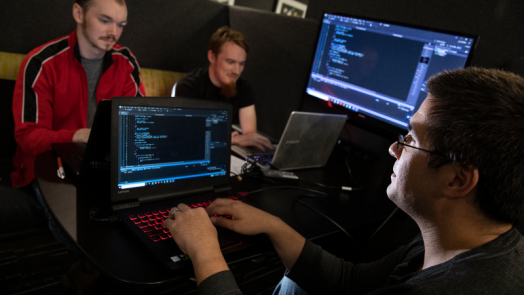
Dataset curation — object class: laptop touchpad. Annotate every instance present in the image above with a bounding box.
[217,227,242,250]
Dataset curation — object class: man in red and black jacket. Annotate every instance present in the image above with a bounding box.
[11,0,145,252]
[12,0,145,189]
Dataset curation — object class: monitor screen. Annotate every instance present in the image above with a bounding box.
[116,105,229,190]
[306,13,477,131]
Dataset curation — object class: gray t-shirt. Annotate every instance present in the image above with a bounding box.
[196,228,524,294]
[81,57,104,128]
[287,227,524,294]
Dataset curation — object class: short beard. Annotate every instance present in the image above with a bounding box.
[220,81,237,98]
[81,20,116,53]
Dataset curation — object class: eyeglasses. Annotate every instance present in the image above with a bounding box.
[396,134,442,156]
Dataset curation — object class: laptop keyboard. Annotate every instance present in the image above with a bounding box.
[251,154,274,165]
[128,196,241,243]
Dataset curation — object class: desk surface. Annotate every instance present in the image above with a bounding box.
[35,145,397,285]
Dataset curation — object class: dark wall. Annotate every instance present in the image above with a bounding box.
[305,0,524,75]
[0,2,75,54]
[229,6,319,139]
[234,0,309,12]
[235,0,275,12]
[120,0,229,72]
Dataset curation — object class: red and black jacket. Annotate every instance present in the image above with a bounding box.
[12,29,145,187]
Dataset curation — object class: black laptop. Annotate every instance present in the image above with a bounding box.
[110,97,255,269]
[52,100,111,187]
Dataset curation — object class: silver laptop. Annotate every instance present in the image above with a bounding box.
[232,111,347,170]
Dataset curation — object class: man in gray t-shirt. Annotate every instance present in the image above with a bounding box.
[163,68,524,294]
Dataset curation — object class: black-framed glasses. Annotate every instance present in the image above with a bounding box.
[396,134,442,156]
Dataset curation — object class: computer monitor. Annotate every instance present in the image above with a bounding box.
[305,13,478,135]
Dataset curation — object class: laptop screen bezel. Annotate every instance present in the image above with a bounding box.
[110,97,233,204]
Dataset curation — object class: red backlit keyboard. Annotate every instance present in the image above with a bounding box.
[128,196,241,242]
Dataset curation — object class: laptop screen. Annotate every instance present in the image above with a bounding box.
[111,97,232,203]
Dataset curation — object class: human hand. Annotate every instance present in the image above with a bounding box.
[163,204,229,285]
[231,132,273,152]
[72,128,91,143]
[209,199,306,271]
[206,198,280,235]
[162,203,220,257]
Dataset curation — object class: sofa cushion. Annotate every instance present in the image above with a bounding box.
[0,79,16,160]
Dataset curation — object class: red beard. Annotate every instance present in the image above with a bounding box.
[220,81,237,98]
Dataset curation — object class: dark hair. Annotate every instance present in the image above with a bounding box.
[209,26,249,55]
[425,67,524,224]
[75,0,125,12]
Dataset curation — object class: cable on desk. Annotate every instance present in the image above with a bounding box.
[230,171,244,182]
[269,154,364,191]
[240,153,362,191]
[345,157,364,191]
[363,207,399,247]
[89,215,119,222]
[241,157,262,175]
[89,207,119,222]
[246,186,330,197]
[245,174,278,184]
[298,178,362,191]
[246,184,359,246]
[294,195,359,247]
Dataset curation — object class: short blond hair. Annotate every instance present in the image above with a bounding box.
[209,26,249,55]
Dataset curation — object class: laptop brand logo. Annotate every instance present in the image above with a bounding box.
[90,160,110,169]
[285,140,300,144]
[118,190,130,194]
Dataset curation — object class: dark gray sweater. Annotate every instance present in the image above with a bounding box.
[197,228,524,294]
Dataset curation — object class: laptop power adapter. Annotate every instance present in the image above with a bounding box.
[261,169,299,185]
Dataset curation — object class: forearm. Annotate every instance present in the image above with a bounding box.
[197,271,243,295]
[264,216,306,271]
[191,246,230,286]
[165,205,232,286]
[13,74,78,156]
[238,105,257,134]
[15,127,77,156]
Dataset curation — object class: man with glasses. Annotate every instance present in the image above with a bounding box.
[163,67,524,294]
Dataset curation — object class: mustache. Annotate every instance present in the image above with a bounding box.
[100,35,116,42]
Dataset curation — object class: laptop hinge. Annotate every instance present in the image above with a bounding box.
[113,201,140,211]
[214,185,231,193]
[138,186,214,204]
